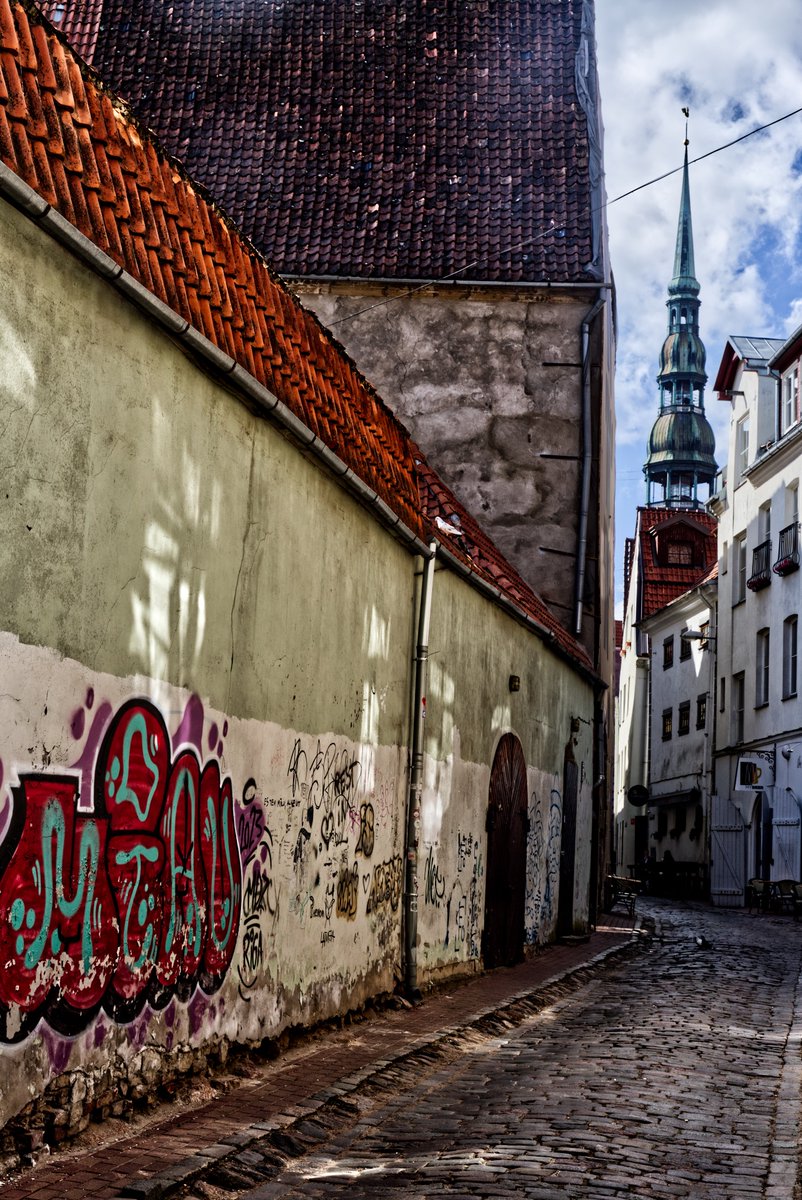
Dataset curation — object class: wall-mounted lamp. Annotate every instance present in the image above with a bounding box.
[680,630,716,649]
[509,675,521,693]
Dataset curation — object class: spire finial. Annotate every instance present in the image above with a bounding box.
[682,106,690,147]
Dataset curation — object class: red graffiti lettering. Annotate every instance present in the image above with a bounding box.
[0,699,242,1041]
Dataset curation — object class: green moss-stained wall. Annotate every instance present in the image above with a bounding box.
[0,194,595,1140]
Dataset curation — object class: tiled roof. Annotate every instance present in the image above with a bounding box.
[40,0,598,284]
[0,0,593,675]
[713,335,785,395]
[0,0,421,535]
[636,508,718,622]
[416,454,593,671]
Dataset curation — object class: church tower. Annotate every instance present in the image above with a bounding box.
[644,137,717,509]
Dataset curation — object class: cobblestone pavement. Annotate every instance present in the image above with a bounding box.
[0,915,636,1200]
[175,901,802,1200]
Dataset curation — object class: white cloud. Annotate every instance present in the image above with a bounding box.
[596,1,802,612]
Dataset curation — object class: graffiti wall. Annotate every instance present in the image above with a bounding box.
[0,637,406,1133]
[0,194,597,1149]
[525,781,564,946]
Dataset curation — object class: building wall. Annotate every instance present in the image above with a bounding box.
[712,358,802,892]
[298,280,615,908]
[294,284,604,640]
[643,596,714,867]
[0,195,595,1136]
[418,569,594,974]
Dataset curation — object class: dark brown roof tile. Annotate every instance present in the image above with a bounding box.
[39,0,598,284]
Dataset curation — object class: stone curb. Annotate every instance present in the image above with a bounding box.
[114,926,646,1200]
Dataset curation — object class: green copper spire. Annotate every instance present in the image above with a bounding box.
[670,146,698,294]
[644,123,717,510]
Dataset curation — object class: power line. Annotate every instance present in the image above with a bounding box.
[322,104,802,328]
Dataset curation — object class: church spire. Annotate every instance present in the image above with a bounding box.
[670,145,697,293]
[643,118,717,510]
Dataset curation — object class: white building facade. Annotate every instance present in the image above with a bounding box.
[640,578,716,894]
[710,334,802,902]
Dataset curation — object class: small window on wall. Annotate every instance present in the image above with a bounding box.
[679,631,692,661]
[784,615,798,699]
[656,808,669,839]
[732,673,745,743]
[781,368,799,436]
[736,415,749,482]
[662,709,673,740]
[733,535,747,603]
[696,694,707,729]
[720,675,726,713]
[671,806,687,837]
[756,628,770,707]
[678,701,691,735]
[663,637,674,669]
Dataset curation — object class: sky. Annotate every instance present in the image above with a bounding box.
[594,1,802,615]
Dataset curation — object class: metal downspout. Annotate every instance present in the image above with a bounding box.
[574,289,607,636]
[404,542,437,1000]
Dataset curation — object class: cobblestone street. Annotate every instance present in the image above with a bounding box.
[183,901,802,1200]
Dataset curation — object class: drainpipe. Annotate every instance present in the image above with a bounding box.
[404,541,437,1000]
[574,288,608,637]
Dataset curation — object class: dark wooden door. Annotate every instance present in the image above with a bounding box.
[482,734,528,968]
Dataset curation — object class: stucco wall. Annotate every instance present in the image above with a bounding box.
[0,197,415,1134]
[0,195,595,1141]
[417,570,594,970]
[295,286,591,631]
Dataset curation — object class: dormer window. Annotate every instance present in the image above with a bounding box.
[666,540,693,565]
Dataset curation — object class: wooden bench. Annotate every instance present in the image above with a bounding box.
[605,875,641,918]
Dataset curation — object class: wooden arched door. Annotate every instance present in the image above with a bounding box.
[482,733,529,968]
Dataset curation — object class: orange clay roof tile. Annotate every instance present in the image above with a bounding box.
[0,0,593,677]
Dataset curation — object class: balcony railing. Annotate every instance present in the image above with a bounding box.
[747,538,772,591]
[774,522,800,576]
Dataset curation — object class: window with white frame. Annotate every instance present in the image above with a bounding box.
[732,672,744,742]
[787,482,800,525]
[755,628,770,707]
[781,368,799,436]
[783,615,798,699]
[736,415,749,482]
[733,534,747,603]
[758,500,771,544]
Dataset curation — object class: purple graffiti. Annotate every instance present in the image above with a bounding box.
[174,694,205,754]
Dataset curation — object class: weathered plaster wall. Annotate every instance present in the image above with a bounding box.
[0,196,595,1143]
[0,198,415,1135]
[295,287,591,630]
[416,570,594,972]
